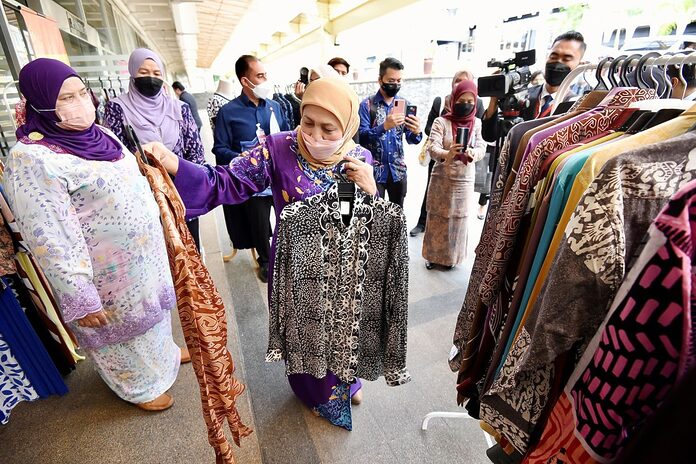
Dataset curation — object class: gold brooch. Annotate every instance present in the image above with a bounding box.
[28,132,44,141]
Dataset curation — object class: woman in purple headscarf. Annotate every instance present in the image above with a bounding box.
[3,58,183,411]
[104,48,205,248]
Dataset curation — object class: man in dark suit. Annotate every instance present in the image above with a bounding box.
[172,81,203,131]
[481,31,586,143]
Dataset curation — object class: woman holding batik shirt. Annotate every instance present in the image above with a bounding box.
[104,48,205,249]
[146,78,381,429]
[3,58,182,411]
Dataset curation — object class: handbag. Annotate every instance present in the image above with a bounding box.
[418,138,431,166]
[418,96,444,167]
[474,152,493,193]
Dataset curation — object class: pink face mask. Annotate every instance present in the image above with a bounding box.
[302,131,343,161]
[55,96,96,131]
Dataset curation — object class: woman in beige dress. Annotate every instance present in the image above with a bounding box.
[422,79,486,269]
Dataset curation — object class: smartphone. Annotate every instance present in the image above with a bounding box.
[456,127,470,147]
[299,67,309,85]
[455,127,470,159]
[406,105,417,118]
[393,99,406,115]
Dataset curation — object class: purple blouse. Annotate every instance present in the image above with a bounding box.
[174,130,372,222]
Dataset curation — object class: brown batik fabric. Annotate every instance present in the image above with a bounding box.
[136,153,252,464]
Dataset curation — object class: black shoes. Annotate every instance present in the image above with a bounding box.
[258,263,269,283]
[409,224,425,237]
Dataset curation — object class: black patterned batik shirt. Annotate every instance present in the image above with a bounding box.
[267,183,411,386]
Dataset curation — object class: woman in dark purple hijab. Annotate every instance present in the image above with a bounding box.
[5,58,185,412]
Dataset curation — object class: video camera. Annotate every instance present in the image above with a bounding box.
[478,50,536,124]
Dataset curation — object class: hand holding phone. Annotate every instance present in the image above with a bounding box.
[455,127,470,149]
[299,67,309,85]
[392,99,406,115]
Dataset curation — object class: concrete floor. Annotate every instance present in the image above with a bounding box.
[0,113,492,464]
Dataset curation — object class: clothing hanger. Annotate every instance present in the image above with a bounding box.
[617,109,650,131]
[594,57,613,91]
[124,124,149,165]
[625,111,658,134]
[334,159,357,225]
[636,52,661,89]
[642,108,684,130]
[620,54,642,87]
[607,55,628,88]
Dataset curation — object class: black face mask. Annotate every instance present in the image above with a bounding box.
[453,102,475,118]
[381,82,401,98]
[133,76,164,97]
[544,61,571,87]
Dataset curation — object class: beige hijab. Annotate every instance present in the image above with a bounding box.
[297,77,360,170]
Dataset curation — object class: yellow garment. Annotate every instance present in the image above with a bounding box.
[518,103,696,337]
[16,252,84,362]
[296,77,360,169]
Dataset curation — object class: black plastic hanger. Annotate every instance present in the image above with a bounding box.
[643,108,684,130]
[620,54,642,87]
[594,57,613,90]
[607,55,628,88]
[124,124,149,165]
[636,52,661,89]
[334,160,356,225]
[617,109,650,131]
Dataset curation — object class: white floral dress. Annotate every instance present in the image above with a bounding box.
[2,129,180,403]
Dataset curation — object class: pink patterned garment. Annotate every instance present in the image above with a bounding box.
[524,179,696,463]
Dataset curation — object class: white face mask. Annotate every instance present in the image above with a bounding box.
[246,78,272,100]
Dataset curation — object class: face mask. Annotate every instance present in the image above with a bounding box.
[544,62,571,87]
[246,78,272,100]
[381,83,401,98]
[55,97,96,131]
[302,131,343,161]
[133,76,164,97]
[453,102,475,118]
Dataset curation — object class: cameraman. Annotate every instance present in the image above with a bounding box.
[481,31,586,142]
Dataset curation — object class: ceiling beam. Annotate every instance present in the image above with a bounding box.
[261,0,422,62]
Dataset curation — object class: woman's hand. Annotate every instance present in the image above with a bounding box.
[77,310,108,328]
[444,143,464,163]
[343,154,377,196]
[460,148,474,165]
[142,142,180,175]
[294,81,306,99]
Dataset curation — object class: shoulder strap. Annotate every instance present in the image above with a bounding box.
[368,97,377,128]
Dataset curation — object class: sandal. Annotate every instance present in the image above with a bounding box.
[137,393,174,412]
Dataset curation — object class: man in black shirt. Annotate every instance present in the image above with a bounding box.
[172,81,203,131]
[481,31,587,143]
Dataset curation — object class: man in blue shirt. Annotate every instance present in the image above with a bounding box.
[359,57,422,207]
[213,55,290,282]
